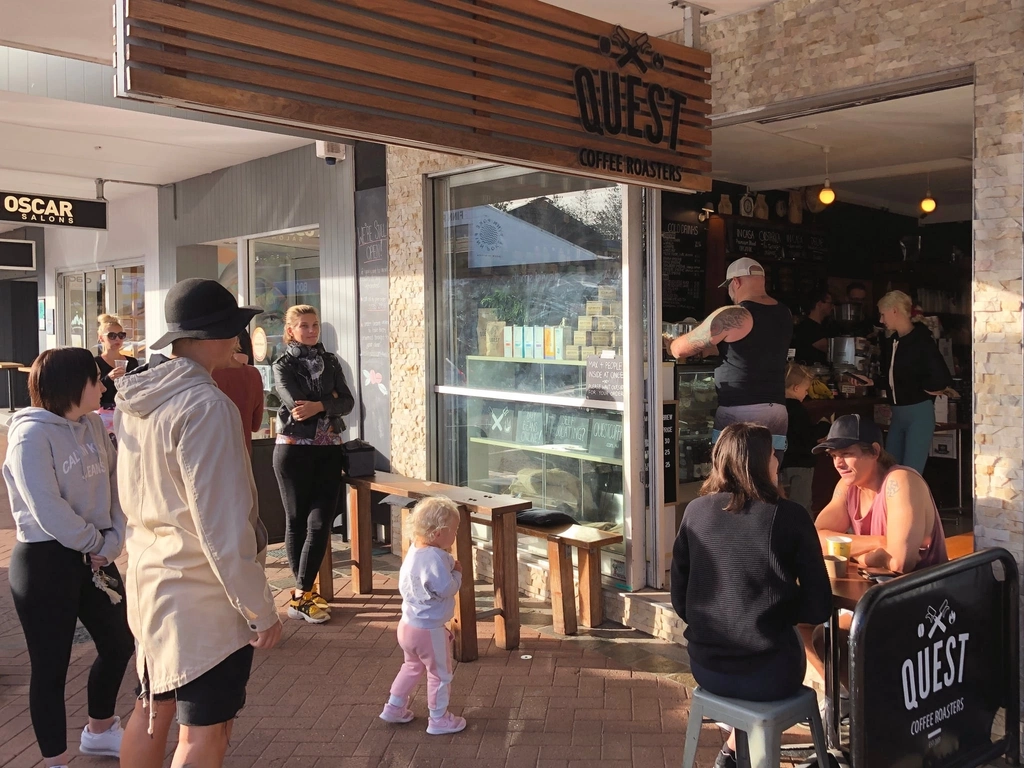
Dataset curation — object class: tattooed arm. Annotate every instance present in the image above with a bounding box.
[669,305,753,360]
[861,469,934,572]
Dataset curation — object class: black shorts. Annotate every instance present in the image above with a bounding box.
[138,645,254,726]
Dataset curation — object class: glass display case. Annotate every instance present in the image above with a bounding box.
[675,363,718,489]
[433,166,628,587]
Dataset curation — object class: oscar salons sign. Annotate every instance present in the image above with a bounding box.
[1,192,107,230]
[115,0,711,192]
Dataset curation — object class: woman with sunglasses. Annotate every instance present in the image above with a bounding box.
[94,315,138,413]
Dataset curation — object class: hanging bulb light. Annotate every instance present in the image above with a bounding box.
[920,172,937,214]
[818,147,835,206]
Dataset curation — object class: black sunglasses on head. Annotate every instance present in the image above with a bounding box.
[105,332,127,340]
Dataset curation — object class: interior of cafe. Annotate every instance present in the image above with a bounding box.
[663,84,973,542]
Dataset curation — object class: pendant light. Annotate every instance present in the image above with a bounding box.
[920,172,937,214]
[818,147,836,206]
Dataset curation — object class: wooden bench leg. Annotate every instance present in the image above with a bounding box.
[577,547,603,628]
[491,511,520,650]
[315,540,335,601]
[547,539,577,636]
[349,483,373,595]
[450,505,478,662]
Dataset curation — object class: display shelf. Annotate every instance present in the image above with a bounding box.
[465,355,587,367]
[469,436,623,466]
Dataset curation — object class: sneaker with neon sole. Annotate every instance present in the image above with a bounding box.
[288,594,330,624]
[426,711,467,735]
[79,716,123,757]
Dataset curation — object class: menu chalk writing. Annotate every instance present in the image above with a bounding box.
[662,219,706,321]
[726,217,828,263]
[549,413,591,448]
[586,355,624,402]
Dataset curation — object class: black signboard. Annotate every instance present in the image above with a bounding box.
[515,408,546,446]
[642,403,678,504]
[355,186,391,465]
[725,217,828,263]
[548,413,591,449]
[1,191,107,230]
[0,239,35,271]
[662,218,707,321]
[586,355,624,402]
[589,415,624,459]
[482,402,516,439]
[850,550,1020,768]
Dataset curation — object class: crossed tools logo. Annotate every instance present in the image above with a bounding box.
[598,26,665,73]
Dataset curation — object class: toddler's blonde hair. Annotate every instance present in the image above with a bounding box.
[785,362,812,390]
[408,496,460,544]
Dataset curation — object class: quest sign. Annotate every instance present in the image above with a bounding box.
[114,0,711,192]
[1,192,107,230]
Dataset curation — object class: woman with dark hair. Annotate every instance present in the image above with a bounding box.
[2,348,135,768]
[212,331,265,452]
[671,423,832,768]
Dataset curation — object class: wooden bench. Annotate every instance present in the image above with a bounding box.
[318,472,529,662]
[472,519,622,636]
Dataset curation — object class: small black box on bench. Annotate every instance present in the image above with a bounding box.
[342,439,376,477]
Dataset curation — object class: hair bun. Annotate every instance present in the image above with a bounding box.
[97,313,121,326]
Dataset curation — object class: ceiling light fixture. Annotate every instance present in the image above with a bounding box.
[818,147,836,206]
[920,173,937,214]
[698,201,715,222]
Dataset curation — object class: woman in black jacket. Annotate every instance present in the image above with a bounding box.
[671,423,831,768]
[273,305,355,624]
[877,291,954,473]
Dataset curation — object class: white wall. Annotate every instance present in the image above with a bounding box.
[42,187,161,351]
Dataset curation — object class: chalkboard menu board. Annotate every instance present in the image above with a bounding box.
[356,186,391,465]
[548,413,591,449]
[726,217,828,263]
[643,403,678,504]
[662,219,707,321]
[586,355,624,402]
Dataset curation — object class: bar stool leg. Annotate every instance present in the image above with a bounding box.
[679,699,704,768]
[745,726,780,768]
[6,369,15,413]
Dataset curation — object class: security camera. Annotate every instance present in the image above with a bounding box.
[316,140,346,166]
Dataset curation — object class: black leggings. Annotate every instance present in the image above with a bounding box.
[9,540,135,758]
[273,444,345,592]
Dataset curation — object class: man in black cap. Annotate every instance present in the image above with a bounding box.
[116,279,281,768]
[800,415,947,700]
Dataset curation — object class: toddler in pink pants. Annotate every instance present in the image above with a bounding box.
[379,496,467,735]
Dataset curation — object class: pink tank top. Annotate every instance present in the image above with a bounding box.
[845,466,948,571]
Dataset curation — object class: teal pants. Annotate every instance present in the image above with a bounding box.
[886,400,935,473]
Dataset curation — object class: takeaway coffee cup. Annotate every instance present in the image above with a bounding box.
[114,359,128,372]
[826,536,852,559]
[824,555,848,578]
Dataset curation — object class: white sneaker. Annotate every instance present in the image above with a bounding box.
[80,716,123,757]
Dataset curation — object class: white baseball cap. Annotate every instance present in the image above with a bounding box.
[718,257,766,287]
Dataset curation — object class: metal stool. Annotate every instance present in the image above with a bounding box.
[681,686,828,768]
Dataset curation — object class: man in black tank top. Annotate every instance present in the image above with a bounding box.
[669,258,793,463]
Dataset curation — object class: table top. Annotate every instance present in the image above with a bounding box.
[0,362,26,369]
[349,471,531,516]
[831,571,875,612]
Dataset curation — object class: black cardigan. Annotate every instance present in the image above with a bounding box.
[671,494,832,674]
[878,324,953,406]
[272,344,355,439]
[95,355,139,408]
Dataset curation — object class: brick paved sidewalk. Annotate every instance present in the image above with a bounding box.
[0,430,742,768]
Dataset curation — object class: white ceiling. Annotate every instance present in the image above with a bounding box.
[711,87,975,222]
[0,91,311,200]
[0,0,774,65]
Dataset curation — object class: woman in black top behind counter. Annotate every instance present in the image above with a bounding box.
[671,423,831,768]
[876,290,954,473]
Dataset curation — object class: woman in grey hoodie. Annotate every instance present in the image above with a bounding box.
[2,348,134,768]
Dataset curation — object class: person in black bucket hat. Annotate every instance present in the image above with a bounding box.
[114,279,282,768]
[799,413,948,699]
[150,278,263,349]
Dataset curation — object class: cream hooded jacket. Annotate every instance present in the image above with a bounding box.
[115,357,277,694]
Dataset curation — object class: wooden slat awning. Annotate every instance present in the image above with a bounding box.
[116,0,712,192]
